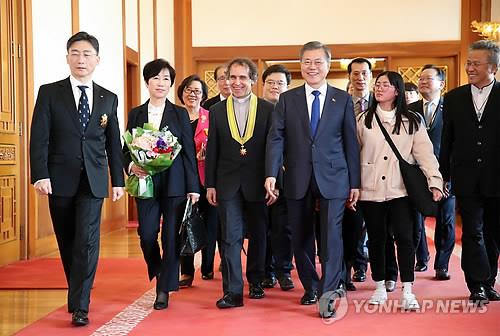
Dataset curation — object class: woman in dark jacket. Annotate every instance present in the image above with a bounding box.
[123,59,200,310]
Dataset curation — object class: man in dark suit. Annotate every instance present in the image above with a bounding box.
[30,32,124,326]
[206,58,274,308]
[260,64,295,291]
[202,64,231,110]
[265,41,361,318]
[440,40,500,304]
[410,64,456,281]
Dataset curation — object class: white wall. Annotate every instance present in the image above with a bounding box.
[492,1,500,21]
[139,0,155,103]
[32,0,71,99]
[192,0,461,47]
[156,0,176,101]
[125,0,139,51]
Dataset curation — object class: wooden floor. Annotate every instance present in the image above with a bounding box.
[0,228,143,336]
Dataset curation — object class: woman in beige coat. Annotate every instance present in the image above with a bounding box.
[354,71,443,310]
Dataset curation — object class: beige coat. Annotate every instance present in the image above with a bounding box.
[357,110,443,202]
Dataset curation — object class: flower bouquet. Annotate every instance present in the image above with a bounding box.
[123,123,182,198]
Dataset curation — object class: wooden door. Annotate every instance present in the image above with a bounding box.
[0,0,24,266]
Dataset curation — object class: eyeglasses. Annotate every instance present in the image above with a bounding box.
[184,88,203,95]
[465,61,490,68]
[265,80,287,87]
[69,51,97,59]
[418,76,439,82]
[301,59,326,67]
[374,82,395,90]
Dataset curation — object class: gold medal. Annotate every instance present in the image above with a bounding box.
[240,145,247,156]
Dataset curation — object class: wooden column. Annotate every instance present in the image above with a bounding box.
[174,0,192,103]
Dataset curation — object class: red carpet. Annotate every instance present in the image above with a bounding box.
[14,221,500,336]
[15,258,150,335]
[0,258,67,289]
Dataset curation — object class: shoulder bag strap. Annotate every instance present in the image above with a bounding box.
[374,112,405,163]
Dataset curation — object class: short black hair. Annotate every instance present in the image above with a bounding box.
[404,82,418,92]
[262,64,292,85]
[227,58,258,82]
[177,74,209,104]
[142,58,176,86]
[421,64,445,81]
[348,57,372,74]
[67,31,99,54]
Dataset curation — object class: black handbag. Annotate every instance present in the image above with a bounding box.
[179,199,207,256]
[374,114,438,217]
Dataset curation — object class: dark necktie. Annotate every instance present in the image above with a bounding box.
[311,90,320,137]
[77,85,90,132]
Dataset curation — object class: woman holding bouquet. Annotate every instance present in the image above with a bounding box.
[177,75,219,287]
[123,59,200,310]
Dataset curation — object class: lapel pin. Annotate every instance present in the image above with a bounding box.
[331,97,336,102]
[100,95,104,98]
[100,114,108,128]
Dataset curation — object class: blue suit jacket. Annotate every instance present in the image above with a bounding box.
[266,84,361,200]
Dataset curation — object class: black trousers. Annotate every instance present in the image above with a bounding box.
[415,195,456,270]
[180,189,219,276]
[361,197,416,283]
[287,175,345,296]
[264,195,293,277]
[218,190,268,296]
[342,207,366,282]
[457,196,500,292]
[48,171,103,313]
[135,195,185,293]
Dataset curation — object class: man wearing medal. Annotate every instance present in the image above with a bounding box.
[205,58,275,308]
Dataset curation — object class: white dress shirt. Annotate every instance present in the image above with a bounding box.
[148,102,165,130]
[70,75,93,115]
[305,82,328,120]
[471,80,495,121]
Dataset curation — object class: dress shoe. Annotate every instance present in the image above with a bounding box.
[318,289,345,318]
[179,275,194,288]
[435,269,451,281]
[71,310,89,326]
[202,272,214,280]
[484,286,500,301]
[345,281,357,291]
[249,283,265,299]
[352,269,366,282]
[300,290,318,305]
[469,288,489,305]
[277,274,295,291]
[216,293,244,308]
[153,291,169,310]
[385,280,396,292]
[415,256,430,272]
[261,275,277,288]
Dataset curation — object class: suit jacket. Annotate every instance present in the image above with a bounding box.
[205,96,274,201]
[409,97,444,158]
[439,82,500,197]
[30,77,124,198]
[123,99,200,197]
[193,107,210,186]
[202,94,222,110]
[266,84,361,200]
